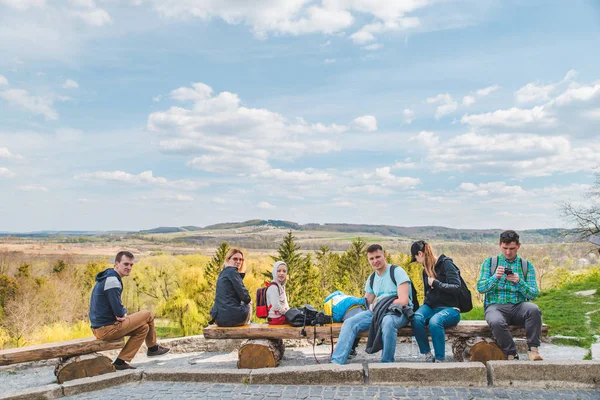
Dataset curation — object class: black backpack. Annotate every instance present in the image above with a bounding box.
[431,257,472,313]
[368,265,420,312]
[285,305,332,328]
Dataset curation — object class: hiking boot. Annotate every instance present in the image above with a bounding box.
[113,361,136,370]
[507,354,520,361]
[147,345,170,357]
[419,352,435,363]
[527,347,543,361]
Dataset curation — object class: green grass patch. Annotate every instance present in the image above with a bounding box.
[460,306,484,320]
[155,323,183,339]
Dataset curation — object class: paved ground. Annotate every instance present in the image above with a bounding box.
[0,342,589,394]
[62,382,600,399]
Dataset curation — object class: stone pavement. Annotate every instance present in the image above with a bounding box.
[62,382,600,399]
[0,341,590,394]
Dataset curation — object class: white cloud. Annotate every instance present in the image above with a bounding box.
[159,194,194,202]
[459,181,526,197]
[583,108,600,120]
[68,0,112,27]
[0,75,7,86]
[150,82,368,176]
[392,158,417,169]
[410,131,439,147]
[462,95,476,107]
[426,93,458,119]
[74,170,207,190]
[475,85,500,97]
[554,82,600,106]
[152,95,162,103]
[0,89,58,120]
[515,70,576,104]
[62,79,79,89]
[254,168,332,183]
[0,0,45,11]
[212,197,226,204]
[403,108,415,124]
[324,58,336,64]
[0,147,23,160]
[143,1,428,46]
[461,105,555,128]
[421,131,600,177]
[351,115,377,131]
[344,185,394,196]
[18,184,48,192]
[257,201,275,209]
[363,43,383,51]
[365,167,421,188]
[515,82,554,104]
[0,167,16,178]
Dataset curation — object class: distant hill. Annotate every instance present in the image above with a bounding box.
[0,220,579,243]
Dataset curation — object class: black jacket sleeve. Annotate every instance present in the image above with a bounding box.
[432,259,461,294]
[229,269,251,304]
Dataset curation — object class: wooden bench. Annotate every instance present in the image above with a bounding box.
[0,337,124,383]
[204,321,548,368]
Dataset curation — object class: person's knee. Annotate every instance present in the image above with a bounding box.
[429,314,445,330]
[412,313,426,328]
[381,315,395,333]
[486,314,507,329]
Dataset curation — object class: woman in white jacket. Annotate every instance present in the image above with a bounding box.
[266,261,290,325]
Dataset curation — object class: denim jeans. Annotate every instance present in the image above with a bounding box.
[412,304,460,361]
[331,310,409,364]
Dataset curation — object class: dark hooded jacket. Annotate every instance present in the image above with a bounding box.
[89,268,127,329]
[422,254,461,309]
[210,266,252,327]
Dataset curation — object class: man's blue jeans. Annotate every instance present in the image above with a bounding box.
[331,310,410,364]
[412,304,460,361]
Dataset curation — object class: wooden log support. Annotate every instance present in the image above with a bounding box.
[451,337,468,362]
[54,353,115,383]
[0,337,124,366]
[237,339,284,369]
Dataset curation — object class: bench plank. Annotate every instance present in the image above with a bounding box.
[203,321,548,341]
[0,337,124,366]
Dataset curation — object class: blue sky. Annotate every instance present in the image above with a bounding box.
[1,0,599,232]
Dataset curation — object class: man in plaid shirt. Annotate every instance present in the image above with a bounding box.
[477,230,543,361]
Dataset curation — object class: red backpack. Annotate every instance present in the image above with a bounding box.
[255,281,280,318]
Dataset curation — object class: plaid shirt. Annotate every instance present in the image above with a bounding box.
[476,254,539,306]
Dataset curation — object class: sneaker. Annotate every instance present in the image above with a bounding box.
[419,353,435,363]
[348,349,358,359]
[507,354,520,361]
[113,362,137,370]
[434,359,447,363]
[527,347,543,361]
[147,345,170,357]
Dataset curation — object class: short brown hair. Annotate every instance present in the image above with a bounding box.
[115,251,134,263]
[499,230,520,245]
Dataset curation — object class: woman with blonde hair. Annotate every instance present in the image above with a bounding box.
[209,248,252,327]
[410,240,461,362]
[266,261,290,325]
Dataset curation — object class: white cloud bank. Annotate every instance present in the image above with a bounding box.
[0,89,58,120]
[74,170,207,190]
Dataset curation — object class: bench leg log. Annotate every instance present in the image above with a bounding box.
[55,353,115,383]
[237,339,284,369]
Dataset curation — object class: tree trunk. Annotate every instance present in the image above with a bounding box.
[466,337,506,363]
[237,339,284,369]
[54,353,115,383]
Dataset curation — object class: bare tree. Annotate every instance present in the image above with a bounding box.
[561,170,600,240]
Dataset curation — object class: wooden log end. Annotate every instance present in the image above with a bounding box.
[237,339,284,369]
[55,353,115,384]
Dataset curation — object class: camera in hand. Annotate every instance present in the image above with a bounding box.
[504,268,513,275]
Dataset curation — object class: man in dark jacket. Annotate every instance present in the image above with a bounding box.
[89,251,169,370]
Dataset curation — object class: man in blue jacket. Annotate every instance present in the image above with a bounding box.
[89,251,169,370]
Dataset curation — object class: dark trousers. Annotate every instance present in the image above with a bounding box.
[484,302,542,356]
